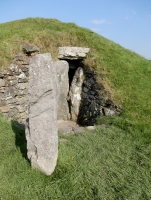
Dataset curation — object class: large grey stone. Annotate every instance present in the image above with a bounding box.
[69,67,84,121]
[54,60,70,120]
[58,47,90,60]
[25,53,58,176]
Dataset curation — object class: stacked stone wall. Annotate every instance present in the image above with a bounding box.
[0,63,29,123]
[78,70,122,126]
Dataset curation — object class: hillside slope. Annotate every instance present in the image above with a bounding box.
[0,17,151,123]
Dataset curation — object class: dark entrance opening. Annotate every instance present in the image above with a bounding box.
[64,59,83,120]
[66,60,82,86]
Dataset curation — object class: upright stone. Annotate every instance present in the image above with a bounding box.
[69,67,84,121]
[25,53,58,175]
[54,60,70,120]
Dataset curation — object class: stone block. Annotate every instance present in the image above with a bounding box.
[58,47,90,60]
[22,44,40,55]
[0,105,10,113]
[0,79,5,87]
[18,83,28,90]
[26,53,58,176]
[0,99,6,107]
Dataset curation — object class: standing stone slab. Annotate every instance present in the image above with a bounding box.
[54,60,70,120]
[69,67,84,121]
[26,53,58,175]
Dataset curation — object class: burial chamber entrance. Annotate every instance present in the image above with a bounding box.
[57,46,120,126]
[59,58,103,126]
[63,59,84,123]
[67,60,82,87]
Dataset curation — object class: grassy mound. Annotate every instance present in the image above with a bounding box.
[0,18,151,199]
[0,17,151,123]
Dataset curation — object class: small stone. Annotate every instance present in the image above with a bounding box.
[16,105,27,113]
[9,64,19,72]
[21,66,29,72]
[9,80,17,86]
[0,87,5,93]
[8,107,18,117]
[103,108,115,116]
[13,55,24,62]
[86,126,96,131]
[6,98,17,104]
[18,83,28,90]
[72,126,85,133]
[22,44,40,55]
[18,72,26,79]
[0,79,5,87]
[0,99,6,107]
[0,106,10,113]
[5,86,15,97]
[17,96,28,105]
[83,87,88,93]
[0,74,4,78]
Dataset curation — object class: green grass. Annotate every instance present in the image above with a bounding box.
[0,18,151,199]
[0,115,151,200]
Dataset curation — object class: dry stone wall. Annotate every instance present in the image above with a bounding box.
[0,63,29,123]
[77,70,122,126]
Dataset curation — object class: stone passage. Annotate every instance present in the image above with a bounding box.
[25,53,58,176]
[57,46,122,125]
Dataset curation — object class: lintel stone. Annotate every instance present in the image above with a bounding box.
[58,47,90,60]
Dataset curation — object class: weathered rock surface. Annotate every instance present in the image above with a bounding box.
[58,47,90,60]
[22,44,40,56]
[54,60,70,120]
[25,53,58,176]
[69,67,84,121]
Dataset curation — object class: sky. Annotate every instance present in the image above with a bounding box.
[0,0,151,60]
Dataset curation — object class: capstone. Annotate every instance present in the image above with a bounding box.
[58,47,90,60]
[22,44,40,55]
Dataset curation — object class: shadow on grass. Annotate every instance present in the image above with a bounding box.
[11,120,29,162]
